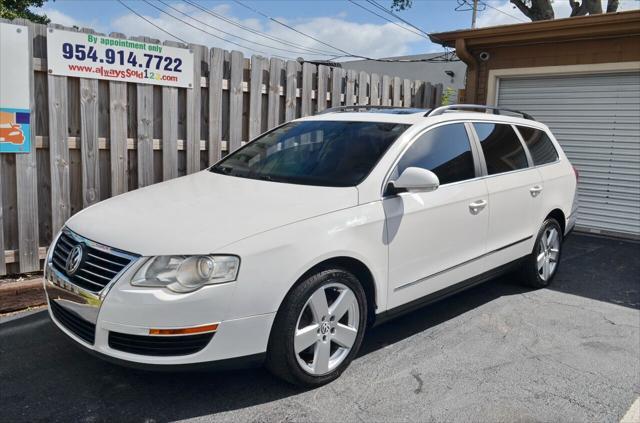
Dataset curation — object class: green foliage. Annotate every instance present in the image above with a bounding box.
[0,0,50,24]
[441,87,457,106]
[390,0,413,11]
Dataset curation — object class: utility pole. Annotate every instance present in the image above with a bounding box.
[471,0,479,28]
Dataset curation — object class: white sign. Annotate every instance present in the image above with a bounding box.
[0,22,31,153]
[46,28,194,88]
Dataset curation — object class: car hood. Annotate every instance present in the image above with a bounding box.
[66,171,358,256]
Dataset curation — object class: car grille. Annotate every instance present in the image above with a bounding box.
[49,299,96,344]
[50,231,135,293]
[108,331,215,356]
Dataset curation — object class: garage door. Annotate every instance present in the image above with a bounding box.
[497,72,640,238]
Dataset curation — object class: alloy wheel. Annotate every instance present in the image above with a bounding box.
[294,282,360,376]
[537,226,560,281]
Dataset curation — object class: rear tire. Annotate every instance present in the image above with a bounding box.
[520,218,563,288]
[265,268,367,387]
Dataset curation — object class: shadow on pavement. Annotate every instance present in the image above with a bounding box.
[1,233,637,421]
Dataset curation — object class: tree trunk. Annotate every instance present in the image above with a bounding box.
[510,0,555,21]
[570,0,605,16]
[607,0,620,13]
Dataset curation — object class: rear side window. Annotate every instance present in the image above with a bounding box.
[393,123,476,185]
[474,123,529,175]
[517,126,559,165]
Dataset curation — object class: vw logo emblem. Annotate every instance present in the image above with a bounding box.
[320,322,331,335]
[65,245,84,275]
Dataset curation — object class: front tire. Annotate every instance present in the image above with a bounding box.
[265,268,367,387]
[520,218,563,288]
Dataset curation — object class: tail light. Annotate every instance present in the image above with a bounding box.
[572,165,579,182]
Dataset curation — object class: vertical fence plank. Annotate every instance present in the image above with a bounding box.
[12,20,40,271]
[186,45,204,173]
[250,55,266,139]
[107,33,128,195]
[403,78,411,107]
[285,60,299,122]
[136,84,154,187]
[48,75,70,234]
[369,73,380,106]
[381,75,391,106]
[358,71,369,105]
[345,70,356,106]
[392,76,401,107]
[161,41,183,179]
[80,79,100,207]
[413,80,424,108]
[301,62,314,117]
[423,82,434,108]
[130,36,156,187]
[228,50,244,152]
[109,82,127,195]
[208,47,224,163]
[267,58,283,129]
[162,86,178,180]
[331,68,345,108]
[316,65,328,113]
[434,83,444,107]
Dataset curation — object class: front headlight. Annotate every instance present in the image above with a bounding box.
[131,255,240,293]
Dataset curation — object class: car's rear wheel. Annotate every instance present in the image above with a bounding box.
[520,218,563,288]
[266,268,367,387]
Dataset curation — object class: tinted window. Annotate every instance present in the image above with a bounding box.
[517,126,559,165]
[392,123,475,185]
[210,121,408,187]
[474,123,529,175]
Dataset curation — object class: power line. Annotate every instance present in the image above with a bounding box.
[479,0,527,23]
[363,0,430,37]
[345,0,429,40]
[181,0,337,56]
[153,0,326,57]
[231,0,352,58]
[116,0,188,44]
[139,0,292,59]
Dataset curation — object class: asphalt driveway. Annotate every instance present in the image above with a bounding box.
[1,233,639,422]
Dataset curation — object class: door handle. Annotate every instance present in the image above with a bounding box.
[469,199,487,215]
[530,185,543,197]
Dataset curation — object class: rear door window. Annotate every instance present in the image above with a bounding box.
[517,126,559,165]
[392,123,476,185]
[473,123,529,175]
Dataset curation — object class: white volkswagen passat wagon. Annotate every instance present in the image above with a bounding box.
[44,105,578,386]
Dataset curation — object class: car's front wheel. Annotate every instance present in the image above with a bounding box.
[266,268,367,387]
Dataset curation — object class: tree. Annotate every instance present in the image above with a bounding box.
[390,0,620,21]
[0,0,50,24]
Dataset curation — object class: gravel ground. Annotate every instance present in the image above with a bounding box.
[1,233,638,422]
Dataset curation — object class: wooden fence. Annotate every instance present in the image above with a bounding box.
[0,19,444,276]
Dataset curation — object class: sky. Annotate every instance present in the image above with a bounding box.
[35,0,640,61]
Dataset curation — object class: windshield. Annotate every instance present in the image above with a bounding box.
[210,120,409,187]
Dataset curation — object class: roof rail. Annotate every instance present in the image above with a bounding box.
[318,105,427,115]
[425,104,535,120]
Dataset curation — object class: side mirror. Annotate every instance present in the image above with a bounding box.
[390,167,440,193]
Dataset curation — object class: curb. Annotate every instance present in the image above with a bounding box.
[0,278,46,314]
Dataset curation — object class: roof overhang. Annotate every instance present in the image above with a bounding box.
[429,9,640,49]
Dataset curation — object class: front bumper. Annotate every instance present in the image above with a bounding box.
[44,229,275,367]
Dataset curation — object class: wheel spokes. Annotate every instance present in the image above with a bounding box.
[329,289,356,321]
[549,248,559,262]
[295,324,319,353]
[308,289,329,321]
[333,323,357,348]
[542,256,551,280]
[537,251,546,271]
[313,339,331,374]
